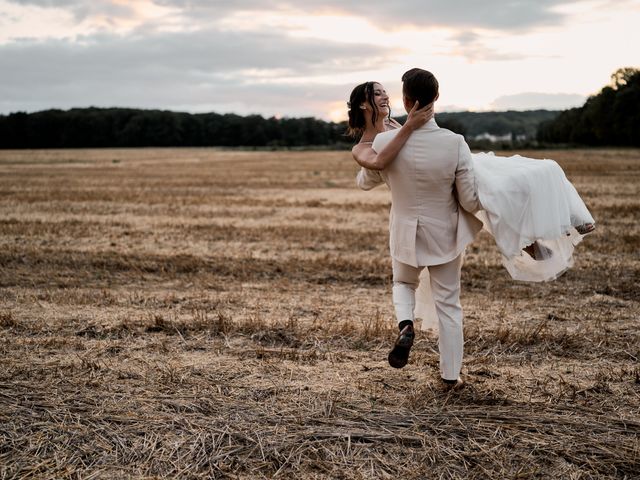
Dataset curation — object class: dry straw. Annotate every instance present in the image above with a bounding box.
[1,147,639,478]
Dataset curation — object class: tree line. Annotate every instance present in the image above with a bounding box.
[0,107,559,149]
[0,109,351,149]
[396,110,559,142]
[537,67,640,146]
[1,67,636,148]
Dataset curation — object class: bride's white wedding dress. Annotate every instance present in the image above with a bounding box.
[416,151,595,331]
[473,151,594,281]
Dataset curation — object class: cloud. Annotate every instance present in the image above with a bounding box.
[6,0,136,22]
[6,0,77,6]
[0,28,399,117]
[447,31,521,61]
[489,92,586,110]
[320,0,572,30]
[151,0,576,31]
[6,0,596,31]
[1,0,630,118]
[1,28,398,77]
[0,77,355,119]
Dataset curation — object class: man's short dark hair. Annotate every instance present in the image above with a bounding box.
[401,68,439,107]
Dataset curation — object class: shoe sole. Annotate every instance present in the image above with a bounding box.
[388,333,413,369]
[442,379,466,391]
[388,346,411,368]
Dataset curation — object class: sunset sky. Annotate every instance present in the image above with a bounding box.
[1,0,639,121]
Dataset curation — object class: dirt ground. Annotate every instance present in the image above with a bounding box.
[1,147,639,479]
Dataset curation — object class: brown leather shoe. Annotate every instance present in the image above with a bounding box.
[388,324,415,369]
[442,377,465,391]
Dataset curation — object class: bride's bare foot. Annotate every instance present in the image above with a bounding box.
[523,241,553,260]
[575,223,596,235]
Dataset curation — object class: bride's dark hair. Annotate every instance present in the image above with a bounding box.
[346,81,389,138]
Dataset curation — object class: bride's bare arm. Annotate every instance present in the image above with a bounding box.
[352,102,433,171]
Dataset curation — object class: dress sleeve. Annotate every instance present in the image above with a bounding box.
[454,136,481,213]
[356,131,391,190]
[356,167,384,190]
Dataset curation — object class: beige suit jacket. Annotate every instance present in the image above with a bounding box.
[357,119,483,267]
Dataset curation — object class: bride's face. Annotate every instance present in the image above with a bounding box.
[363,82,390,118]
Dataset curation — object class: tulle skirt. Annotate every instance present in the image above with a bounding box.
[416,152,595,331]
[473,151,594,282]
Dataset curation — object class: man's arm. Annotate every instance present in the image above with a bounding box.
[455,136,481,213]
[351,102,432,171]
[356,167,384,190]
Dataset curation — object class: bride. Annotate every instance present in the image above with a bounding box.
[348,81,595,326]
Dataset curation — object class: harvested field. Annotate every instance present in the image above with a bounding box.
[1,147,639,479]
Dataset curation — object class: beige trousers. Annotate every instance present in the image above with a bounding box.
[392,253,464,381]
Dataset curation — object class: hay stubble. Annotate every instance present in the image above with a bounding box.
[1,148,639,479]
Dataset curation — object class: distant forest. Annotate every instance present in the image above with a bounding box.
[537,67,640,146]
[0,67,636,149]
[0,107,560,149]
[0,109,349,149]
[400,110,560,141]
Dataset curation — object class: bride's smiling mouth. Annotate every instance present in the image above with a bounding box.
[370,83,390,110]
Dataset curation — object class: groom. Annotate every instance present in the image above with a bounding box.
[356,68,483,389]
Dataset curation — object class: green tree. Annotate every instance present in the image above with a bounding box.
[538,67,640,146]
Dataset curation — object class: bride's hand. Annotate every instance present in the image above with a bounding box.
[404,101,434,131]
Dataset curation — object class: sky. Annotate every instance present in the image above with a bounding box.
[0,0,639,121]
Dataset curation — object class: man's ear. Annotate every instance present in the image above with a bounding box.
[435,92,440,102]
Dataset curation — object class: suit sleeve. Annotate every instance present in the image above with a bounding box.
[356,167,384,190]
[455,136,481,213]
